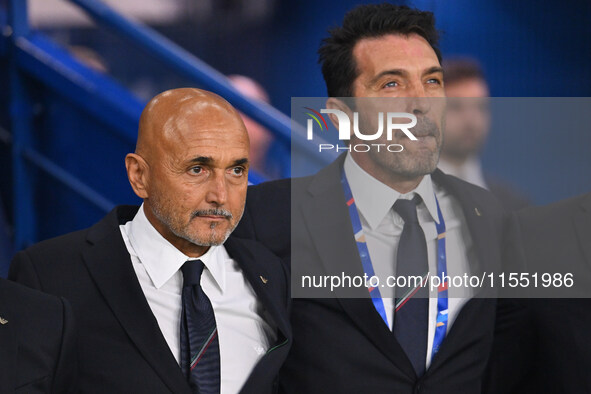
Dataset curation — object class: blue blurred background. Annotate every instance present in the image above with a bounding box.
[0,0,590,274]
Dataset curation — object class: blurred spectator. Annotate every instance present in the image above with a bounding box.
[228,74,286,179]
[439,57,531,210]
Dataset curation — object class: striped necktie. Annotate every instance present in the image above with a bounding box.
[180,259,221,393]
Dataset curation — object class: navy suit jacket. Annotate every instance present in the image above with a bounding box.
[9,205,291,394]
[235,155,519,393]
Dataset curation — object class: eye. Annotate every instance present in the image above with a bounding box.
[426,78,442,85]
[231,166,246,176]
[384,81,399,88]
[189,166,203,175]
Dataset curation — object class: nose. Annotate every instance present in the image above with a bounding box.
[405,83,431,115]
[205,172,228,206]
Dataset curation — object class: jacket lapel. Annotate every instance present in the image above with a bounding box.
[432,170,498,278]
[297,155,416,380]
[224,236,291,347]
[82,206,191,394]
[574,193,591,267]
[428,170,500,372]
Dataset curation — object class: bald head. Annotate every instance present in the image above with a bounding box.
[126,88,251,257]
[136,88,248,159]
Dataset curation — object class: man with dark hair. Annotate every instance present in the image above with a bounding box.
[318,3,441,98]
[236,4,517,393]
[438,57,530,210]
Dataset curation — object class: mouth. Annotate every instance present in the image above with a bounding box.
[191,209,233,221]
[197,215,228,221]
[406,135,437,151]
[395,128,436,139]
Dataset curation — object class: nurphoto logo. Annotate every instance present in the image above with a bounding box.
[304,108,418,153]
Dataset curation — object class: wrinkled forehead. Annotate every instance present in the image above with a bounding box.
[162,107,247,160]
[353,33,440,71]
[137,89,248,162]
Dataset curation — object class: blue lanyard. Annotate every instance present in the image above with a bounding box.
[340,171,449,359]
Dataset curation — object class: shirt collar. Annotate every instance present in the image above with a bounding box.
[127,204,226,292]
[344,153,440,229]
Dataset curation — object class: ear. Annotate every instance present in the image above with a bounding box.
[325,97,354,129]
[125,153,149,199]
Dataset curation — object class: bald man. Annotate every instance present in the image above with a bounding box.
[9,88,291,394]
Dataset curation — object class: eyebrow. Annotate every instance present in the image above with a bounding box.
[188,156,249,166]
[424,66,444,77]
[233,158,249,166]
[369,66,444,85]
[189,156,213,164]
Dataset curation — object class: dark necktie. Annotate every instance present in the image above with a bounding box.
[180,259,221,393]
[393,196,429,376]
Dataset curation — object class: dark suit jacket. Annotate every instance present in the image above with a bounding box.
[0,278,77,393]
[484,192,591,394]
[236,155,518,393]
[9,205,291,394]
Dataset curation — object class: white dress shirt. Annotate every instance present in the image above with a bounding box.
[344,153,476,368]
[437,156,489,190]
[120,204,277,394]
